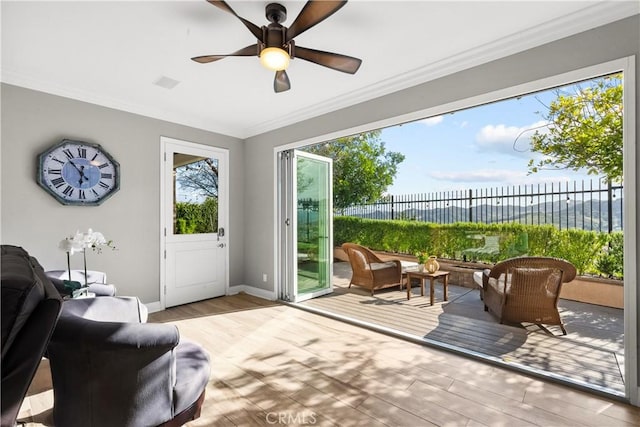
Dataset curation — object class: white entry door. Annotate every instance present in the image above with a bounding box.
[161,137,228,308]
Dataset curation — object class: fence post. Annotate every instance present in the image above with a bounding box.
[391,195,395,220]
[468,188,473,222]
[607,180,613,233]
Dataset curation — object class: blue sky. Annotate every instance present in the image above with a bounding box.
[381,84,596,195]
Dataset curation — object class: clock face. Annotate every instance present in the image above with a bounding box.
[37,139,120,206]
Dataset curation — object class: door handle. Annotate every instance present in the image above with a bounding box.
[217,243,226,248]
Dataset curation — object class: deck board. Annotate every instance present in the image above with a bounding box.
[300,262,625,394]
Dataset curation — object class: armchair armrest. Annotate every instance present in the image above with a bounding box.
[62,296,148,323]
[52,316,179,350]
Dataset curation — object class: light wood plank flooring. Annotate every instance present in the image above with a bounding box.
[19,293,638,426]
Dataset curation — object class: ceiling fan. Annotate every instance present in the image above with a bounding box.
[191,0,362,93]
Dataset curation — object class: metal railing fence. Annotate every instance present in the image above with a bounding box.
[341,179,623,232]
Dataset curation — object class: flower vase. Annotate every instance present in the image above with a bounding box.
[425,256,439,273]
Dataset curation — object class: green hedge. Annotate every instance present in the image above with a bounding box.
[334,216,623,278]
[175,198,219,234]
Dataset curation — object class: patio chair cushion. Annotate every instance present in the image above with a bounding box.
[370,261,398,271]
[487,273,511,294]
[400,261,420,273]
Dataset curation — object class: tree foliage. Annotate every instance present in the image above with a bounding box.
[528,73,622,181]
[304,131,405,210]
[176,158,219,199]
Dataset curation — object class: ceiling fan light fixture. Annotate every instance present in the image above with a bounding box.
[260,47,290,71]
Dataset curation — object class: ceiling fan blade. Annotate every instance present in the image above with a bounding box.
[286,1,347,41]
[191,44,258,63]
[295,46,362,74]
[274,70,291,93]
[206,0,263,41]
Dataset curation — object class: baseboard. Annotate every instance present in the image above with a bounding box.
[145,286,276,314]
[228,284,277,301]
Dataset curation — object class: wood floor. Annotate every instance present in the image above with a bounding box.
[19,293,639,426]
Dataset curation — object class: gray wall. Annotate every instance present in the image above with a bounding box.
[244,15,640,400]
[1,84,245,303]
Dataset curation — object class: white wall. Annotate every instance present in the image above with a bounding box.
[0,84,245,303]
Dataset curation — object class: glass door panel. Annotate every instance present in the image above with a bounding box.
[296,154,332,299]
[278,149,333,303]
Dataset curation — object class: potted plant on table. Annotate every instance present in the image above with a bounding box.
[59,228,116,296]
[415,251,428,272]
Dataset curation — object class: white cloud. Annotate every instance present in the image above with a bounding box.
[475,120,548,156]
[420,115,443,126]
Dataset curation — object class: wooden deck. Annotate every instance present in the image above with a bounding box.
[300,261,625,395]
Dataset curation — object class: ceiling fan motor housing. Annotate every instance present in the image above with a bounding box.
[266,3,287,24]
[263,23,290,52]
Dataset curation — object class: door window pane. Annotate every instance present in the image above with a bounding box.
[173,154,219,234]
[297,156,331,294]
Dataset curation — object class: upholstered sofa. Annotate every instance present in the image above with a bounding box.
[1,245,63,426]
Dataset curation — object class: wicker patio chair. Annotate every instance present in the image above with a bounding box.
[482,256,577,335]
[342,243,403,296]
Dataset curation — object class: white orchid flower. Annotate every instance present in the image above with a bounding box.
[60,228,115,255]
[90,231,107,246]
[58,236,84,255]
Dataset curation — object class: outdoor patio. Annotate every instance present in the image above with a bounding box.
[299,261,625,396]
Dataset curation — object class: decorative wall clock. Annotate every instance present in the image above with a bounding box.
[37,139,120,206]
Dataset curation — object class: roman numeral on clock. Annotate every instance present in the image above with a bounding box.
[99,181,109,189]
[48,169,62,175]
[78,190,86,200]
[77,147,87,158]
[63,149,74,160]
[51,177,65,188]
[62,186,74,197]
[101,173,112,179]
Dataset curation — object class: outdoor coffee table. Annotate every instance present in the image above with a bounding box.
[405,270,449,305]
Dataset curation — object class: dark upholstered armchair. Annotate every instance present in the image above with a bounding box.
[47,297,210,427]
[482,256,577,335]
[1,245,63,427]
[342,243,403,295]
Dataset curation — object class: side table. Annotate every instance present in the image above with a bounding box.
[406,270,450,305]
